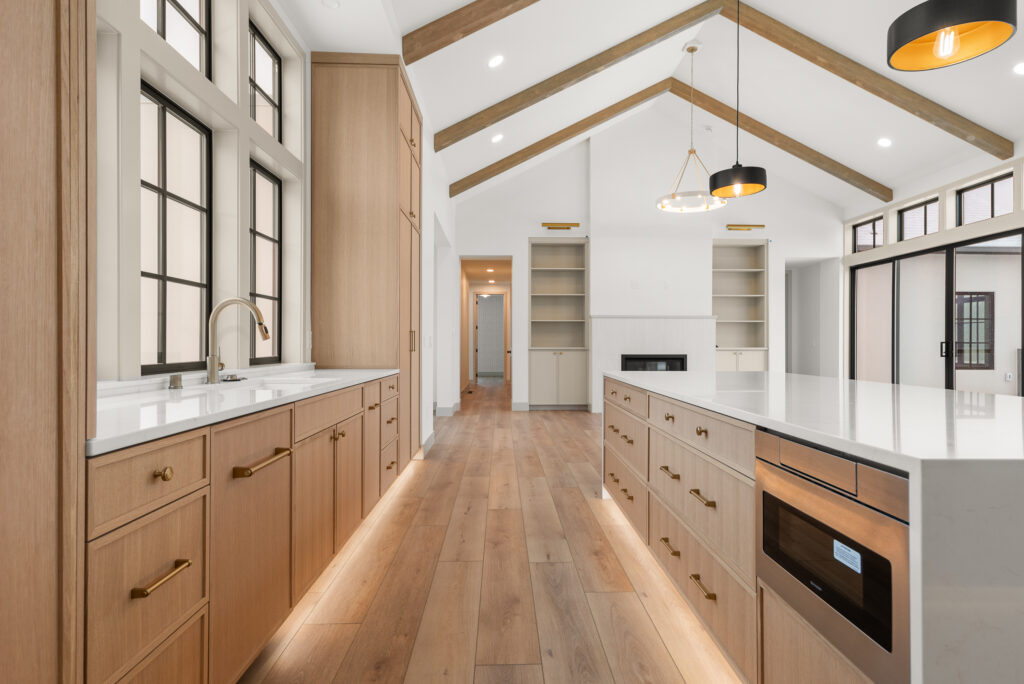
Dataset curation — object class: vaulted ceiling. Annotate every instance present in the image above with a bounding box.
[287,0,1024,216]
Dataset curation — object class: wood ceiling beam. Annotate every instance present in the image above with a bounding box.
[402,0,540,66]
[667,79,893,202]
[719,1,1013,160]
[449,79,673,197]
[434,0,723,152]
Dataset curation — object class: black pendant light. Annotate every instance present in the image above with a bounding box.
[888,0,1016,71]
[710,0,766,199]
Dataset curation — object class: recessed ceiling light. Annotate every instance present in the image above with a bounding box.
[321,0,339,8]
[488,55,504,69]
[491,133,504,144]
[877,137,893,148]
[486,268,494,272]
[488,280,495,284]
[1014,62,1024,75]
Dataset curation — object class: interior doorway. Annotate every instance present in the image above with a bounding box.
[474,293,507,379]
[460,258,513,391]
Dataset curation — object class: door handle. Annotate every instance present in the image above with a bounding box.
[940,341,947,357]
[410,331,417,352]
[659,465,680,480]
[233,447,291,478]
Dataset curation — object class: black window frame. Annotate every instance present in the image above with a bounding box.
[956,172,1014,227]
[853,216,884,253]
[249,160,283,365]
[144,0,212,79]
[954,291,996,370]
[897,198,939,242]
[140,81,214,376]
[249,21,282,143]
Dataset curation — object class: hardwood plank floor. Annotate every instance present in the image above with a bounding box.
[243,378,739,684]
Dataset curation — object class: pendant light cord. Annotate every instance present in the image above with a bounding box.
[689,48,695,150]
[735,0,740,165]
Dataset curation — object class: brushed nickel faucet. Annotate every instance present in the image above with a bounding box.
[207,298,270,384]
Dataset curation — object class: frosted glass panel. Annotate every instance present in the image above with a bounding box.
[140,188,160,273]
[961,185,991,225]
[140,0,158,30]
[165,113,202,204]
[254,89,275,138]
[254,235,277,297]
[166,199,203,282]
[854,262,893,383]
[166,282,203,363]
[140,94,159,185]
[166,4,201,70]
[253,39,277,97]
[252,297,277,359]
[254,171,276,236]
[141,277,160,365]
[994,177,1014,217]
[898,253,946,389]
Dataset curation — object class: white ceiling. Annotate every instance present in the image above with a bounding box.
[283,0,1024,215]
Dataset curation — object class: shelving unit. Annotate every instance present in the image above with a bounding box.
[530,239,589,407]
[713,241,768,370]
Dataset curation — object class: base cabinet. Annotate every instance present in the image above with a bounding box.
[529,349,588,406]
[716,349,767,371]
[119,607,208,684]
[335,413,363,550]
[363,390,382,517]
[292,427,336,600]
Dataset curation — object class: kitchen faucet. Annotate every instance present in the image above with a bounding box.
[207,298,270,384]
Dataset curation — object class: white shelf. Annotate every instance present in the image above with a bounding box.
[531,267,585,271]
[718,320,765,324]
[717,347,768,351]
[712,268,765,273]
[532,319,586,323]
[531,293,585,297]
[713,294,765,298]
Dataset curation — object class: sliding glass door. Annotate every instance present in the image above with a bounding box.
[853,262,893,383]
[896,252,947,389]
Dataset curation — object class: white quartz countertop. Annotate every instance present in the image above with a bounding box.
[87,365,398,457]
[604,370,1024,472]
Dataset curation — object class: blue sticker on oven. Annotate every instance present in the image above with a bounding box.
[833,540,862,573]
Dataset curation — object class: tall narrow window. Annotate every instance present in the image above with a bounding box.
[955,292,995,370]
[250,161,282,363]
[249,23,281,141]
[853,217,884,252]
[898,198,938,241]
[957,173,1014,226]
[140,0,210,76]
[140,84,212,374]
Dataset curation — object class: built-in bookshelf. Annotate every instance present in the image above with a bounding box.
[713,241,768,370]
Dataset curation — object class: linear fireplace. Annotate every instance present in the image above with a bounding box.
[620,354,687,371]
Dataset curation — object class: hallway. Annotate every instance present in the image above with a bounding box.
[241,380,739,683]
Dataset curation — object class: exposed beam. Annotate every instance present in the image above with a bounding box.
[667,79,893,202]
[402,0,540,65]
[449,80,673,197]
[434,0,722,151]
[720,2,1013,160]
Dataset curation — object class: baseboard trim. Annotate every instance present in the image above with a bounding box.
[528,404,589,411]
[420,433,435,456]
[435,405,456,417]
[511,402,530,412]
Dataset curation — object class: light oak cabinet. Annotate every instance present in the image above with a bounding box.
[210,407,293,684]
[335,413,364,550]
[363,384,383,517]
[529,349,588,406]
[119,606,208,684]
[292,426,336,600]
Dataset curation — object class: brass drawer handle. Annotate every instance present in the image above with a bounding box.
[233,447,291,478]
[608,472,620,483]
[387,417,397,424]
[410,138,417,148]
[659,537,681,557]
[689,573,717,601]
[368,402,380,410]
[332,430,346,441]
[131,559,191,599]
[619,487,633,502]
[664,413,675,422]
[695,426,708,438]
[623,395,631,402]
[610,390,617,396]
[153,466,174,482]
[688,488,717,508]
[386,460,397,470]
[659,465,680,480]
[620,435,634,445]
[410,210,417,219]
[389,384,395,390]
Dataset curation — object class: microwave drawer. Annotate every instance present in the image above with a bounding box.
[604,403,648,479]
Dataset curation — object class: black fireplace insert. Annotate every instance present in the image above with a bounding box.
[620,354,687,371]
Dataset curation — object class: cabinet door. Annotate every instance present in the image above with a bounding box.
[529,350,559,404]
[736,349,767,371]
[411,106,422,163]
[410,159,421,229]
[380,439,399,496]
[398,79,412,144]
[335,413,363,551]
[399,138,411,219]
[716,350,738,371]
[558,350,588,405]
[398,215,412,468]
[210,407,292,684]
[362,402,381,517]
[410,226,421,457]
[292,427,335,601]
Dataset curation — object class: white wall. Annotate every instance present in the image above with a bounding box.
[953,252,1020,394]
[788,258,843,378]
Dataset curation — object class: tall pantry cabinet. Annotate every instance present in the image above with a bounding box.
[310,53,422,469]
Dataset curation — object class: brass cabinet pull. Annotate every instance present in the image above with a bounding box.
[387,417,397,424]
[620,434,634,445]
[659,465,681,480]
[389,384,396,390]
[695,426,708,438]
[131,559,191,599]
[610,390,617,396]
[659,537,681,557]
[332,430,346,441]
[410,210,417,219]
[624,395,631,402]
[410,330,417,351]
[689,573,717,601]
[233,447,291,478]
[153,466,174,482]
[664,413,675,423]
[619,487,634,501]
[608,424,619,433]
[688,488,717,508]
[386,460,397,470]
[368,402,379,410]
[410,138,417,148]
[608,472,620,483]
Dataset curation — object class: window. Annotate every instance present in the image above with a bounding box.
[954,292,995,370]
[141,0,210,76]
[250,161,282,363]
[853,217,884,252]
[249,23,281,140]
[957,173,1014,226]
[140,83,212,374]
[898,199,938,241]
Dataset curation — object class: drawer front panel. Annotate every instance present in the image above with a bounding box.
[649,495,756,681]
[380,438,399,495]
[119,606,208,684]
[604,379,647,418]
[380,396,399,446]
[649,394,754,478]
[87,429,209,540]
[649,429,755,585]
[86,488,209,684]
[381,375,399,401]
[364,380,381,410]
[604,403,648,479]
[778,438,857,494]
[294,386,363,442]
[604,447,649,542]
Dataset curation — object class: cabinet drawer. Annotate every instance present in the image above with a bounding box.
[380,439,399,495]
[649,495,756,682]
[381,375,399,401]
[649,429,755,585]
[381,396,399,446]
[294,386,363,441]
[649,394,755,478]
[604,403,648,479]
[86,488,209,684]
[604,379,647,418]
[364,380,382,409]
[119,605,208,684]
[604,448,649,542]
[87,428,209,540]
